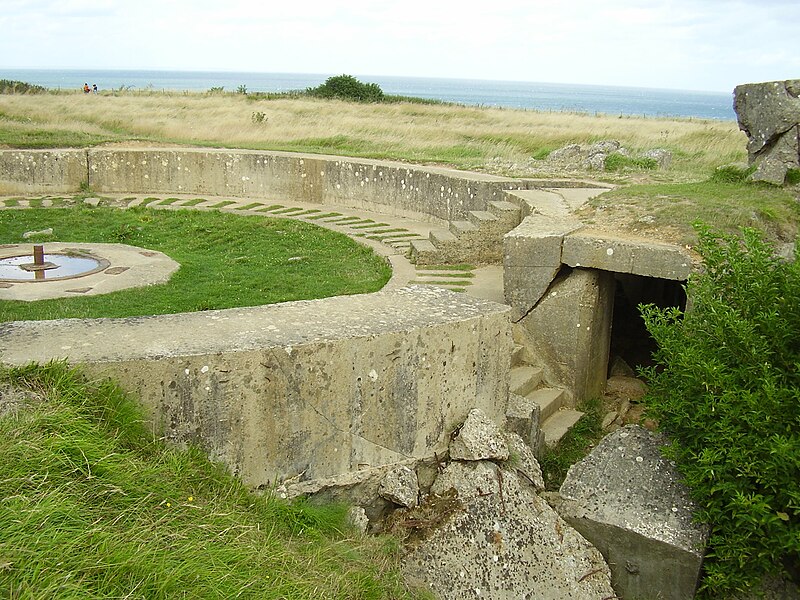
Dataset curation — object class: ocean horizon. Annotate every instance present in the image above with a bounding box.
[2,68,736,121]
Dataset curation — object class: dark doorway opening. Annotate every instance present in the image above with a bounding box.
[609,273,687,374]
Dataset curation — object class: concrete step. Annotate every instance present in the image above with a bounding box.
[429,229,457,245]
[488,200,521,217]
[509,365,545,397]
[409,239,440,264]
[467,210,499,228]
[542,409,585,447]
[527,387,565,421]
[449,220,478,237]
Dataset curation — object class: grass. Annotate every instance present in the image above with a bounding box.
[539,397,605,491]
[0,361,421,599]
[0,90,745,182]
[0,206,391,322]
[578,178,800,246]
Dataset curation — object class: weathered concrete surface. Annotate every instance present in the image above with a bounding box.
[449,407,509,461]
[0,285,512,487]
[516,268,615,403]
[734,80,800,185]
[503,215,581,313]
[0,149,87,194]
[85,148,530,223]
[403,460,615,599]
[562,230,693,280]
[0,243,179,301]
[557,425,708,600]
[379,465,420,508]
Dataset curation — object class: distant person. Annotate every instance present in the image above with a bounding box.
[83,83,90,94]
[92,84,98,94]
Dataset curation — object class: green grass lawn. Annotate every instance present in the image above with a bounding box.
[0,361,420,599]
[0,206,392,322]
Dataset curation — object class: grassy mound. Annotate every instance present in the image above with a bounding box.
[0,362,419,599]
[0,205,392,322]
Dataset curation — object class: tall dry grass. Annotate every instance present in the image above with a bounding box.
[0,90,746,182]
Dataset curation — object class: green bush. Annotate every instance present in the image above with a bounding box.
[786,168,800,186]
[640,225,800,597]
[306,74,384,103]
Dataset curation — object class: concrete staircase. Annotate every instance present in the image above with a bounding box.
[506,341,584,455]
[409,198,523,265]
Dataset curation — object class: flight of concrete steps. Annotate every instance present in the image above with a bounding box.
[507,341,584,454]
[409,199,522,265]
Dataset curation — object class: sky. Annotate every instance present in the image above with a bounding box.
[1,0,799,92]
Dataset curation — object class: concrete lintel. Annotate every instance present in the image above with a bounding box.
[503,216,582,312]
[562,231,692,280]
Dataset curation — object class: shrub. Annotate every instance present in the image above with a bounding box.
[640,225,800,597]
[786,168,800,186]
[306,74,384,103]
[0,79,46,94]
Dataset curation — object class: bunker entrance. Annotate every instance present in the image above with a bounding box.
[610,273,686,373]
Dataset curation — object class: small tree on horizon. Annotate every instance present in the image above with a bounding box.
[306,74,384,103]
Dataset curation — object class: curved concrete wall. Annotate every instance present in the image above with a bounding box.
[0,149,87,194]
[0,147,537,224]
[0,286,513,487]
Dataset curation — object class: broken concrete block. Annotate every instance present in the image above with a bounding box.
[449,408,509,462]
[379,465,420,508]
[404,461,614,599]
[505,392,543,455]
[504,431,544,492]
[734,79,800,185]
[557,425,708,600]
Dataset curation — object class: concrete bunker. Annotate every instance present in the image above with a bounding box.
[0,146,697,471]
[506,222,694,403]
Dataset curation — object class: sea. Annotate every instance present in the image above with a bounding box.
[1,68,736,121]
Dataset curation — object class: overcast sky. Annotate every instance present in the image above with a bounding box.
[2,0,798,92]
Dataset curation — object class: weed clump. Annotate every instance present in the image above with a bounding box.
[640,225,800,597]
[604,152,658,172]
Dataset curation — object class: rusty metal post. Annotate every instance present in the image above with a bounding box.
[33,245,44,265]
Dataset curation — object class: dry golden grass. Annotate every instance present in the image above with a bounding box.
[0,90,746,182]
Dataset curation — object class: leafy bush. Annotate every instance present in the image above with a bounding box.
[787,168,800,186]
[0,79,46,94]
[306,74,384,103]
[640,225,800,597]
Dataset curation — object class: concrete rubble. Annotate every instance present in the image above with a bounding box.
[449,407,510,461]
[546,140,672,171]
[556,425,709,600]
[734,79,800,185]
[379,465,420,509]
[401,408,615,600]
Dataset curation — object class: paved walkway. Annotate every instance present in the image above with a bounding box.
[0,193,507,304]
